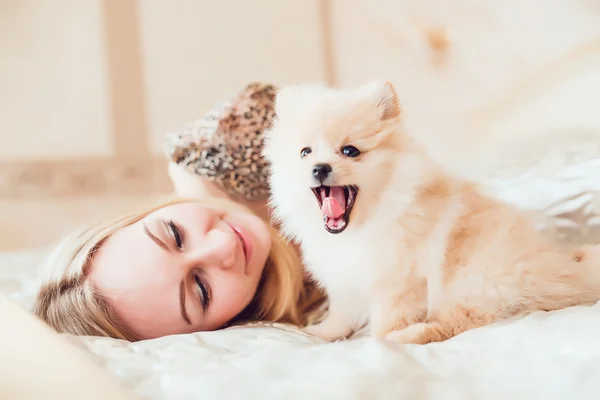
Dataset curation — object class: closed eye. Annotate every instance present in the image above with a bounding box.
[167,220,183,249]
[194,273,211,312]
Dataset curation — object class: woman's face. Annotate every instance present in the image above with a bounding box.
[89,202,271,340]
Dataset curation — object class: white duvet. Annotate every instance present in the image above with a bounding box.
[3,135,600,400]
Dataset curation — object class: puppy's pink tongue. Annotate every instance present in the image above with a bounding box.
[321,187,346,219]
[322,198,344,219]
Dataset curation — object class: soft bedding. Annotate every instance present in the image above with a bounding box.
[2,134,600,400]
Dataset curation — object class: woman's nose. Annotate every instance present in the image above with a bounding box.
[187,229,237,269]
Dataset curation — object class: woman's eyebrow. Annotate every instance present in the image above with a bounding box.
[179,280,192,325]
[143,223,168,251]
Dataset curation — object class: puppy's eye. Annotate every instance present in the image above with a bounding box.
[300,147,312,158]
[341,145,361,158]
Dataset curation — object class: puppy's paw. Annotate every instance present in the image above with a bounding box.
[369,294,426,340]
[385,323,429,345]
[369,317,411,340]
[369,323,396,340]
[302,320,352,341]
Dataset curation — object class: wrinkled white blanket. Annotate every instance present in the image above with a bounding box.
[2,248,600,400]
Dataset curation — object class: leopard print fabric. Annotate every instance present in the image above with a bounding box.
[164,83,277,201]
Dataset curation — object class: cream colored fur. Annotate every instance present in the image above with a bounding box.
[263,80,600,345]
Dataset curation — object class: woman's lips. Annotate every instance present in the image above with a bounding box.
[227,223,254,274]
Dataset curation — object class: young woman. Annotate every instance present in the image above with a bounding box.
[32,164,324,341]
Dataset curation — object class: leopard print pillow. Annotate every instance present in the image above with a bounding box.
[164,83,277,201]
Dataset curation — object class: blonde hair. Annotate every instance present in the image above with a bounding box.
[32,195,323,341]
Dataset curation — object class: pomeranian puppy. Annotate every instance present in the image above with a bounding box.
[262,80,600,345]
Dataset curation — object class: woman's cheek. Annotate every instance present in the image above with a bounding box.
[216,279,251,312]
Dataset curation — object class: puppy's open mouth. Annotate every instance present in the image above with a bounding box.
[311,185,358,234]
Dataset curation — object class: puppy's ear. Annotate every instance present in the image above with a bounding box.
[376,81,401,121]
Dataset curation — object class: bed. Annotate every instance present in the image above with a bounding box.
[2,132,600,400]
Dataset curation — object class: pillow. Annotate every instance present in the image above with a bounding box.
[164,83,277,201]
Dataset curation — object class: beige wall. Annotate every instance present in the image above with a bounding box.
[2,0,600,250]
[0,1,112,159]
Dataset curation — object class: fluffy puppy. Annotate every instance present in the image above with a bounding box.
[262,80,600,344]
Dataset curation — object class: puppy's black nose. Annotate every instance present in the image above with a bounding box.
[312,163,332,182]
